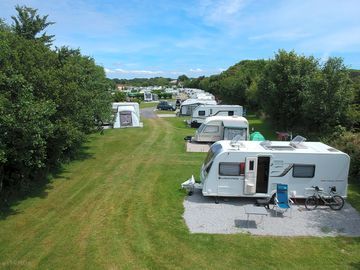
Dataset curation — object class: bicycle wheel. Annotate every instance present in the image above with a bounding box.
[305,196,318,210]
[329,195,345,210]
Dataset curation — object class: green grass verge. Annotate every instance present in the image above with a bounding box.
[156,110,176,115]
[0,117,359,269]
[139,102,158,109]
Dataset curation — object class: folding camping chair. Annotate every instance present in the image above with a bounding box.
[273,184,293,217]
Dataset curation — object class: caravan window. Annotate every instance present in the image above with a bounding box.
[204,143,222,165]
[198,110,205,116]
[203,125,219,133]
[228,111,234,116]
[249,160,254,171]
[219,163,241,176]
[292,164,315,178]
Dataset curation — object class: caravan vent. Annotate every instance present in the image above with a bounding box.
[290,135,307,148]
[260,141,294,151]
[230,135,245,148]
[260,140,272,147]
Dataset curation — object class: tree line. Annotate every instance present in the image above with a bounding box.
[0,6,112,195]
[112,77,174,87]
[184,51,360,178]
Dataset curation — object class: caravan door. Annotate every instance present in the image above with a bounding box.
[120,111,133,127]
[244,157,257,194]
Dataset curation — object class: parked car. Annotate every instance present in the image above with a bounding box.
[157,101,176,111]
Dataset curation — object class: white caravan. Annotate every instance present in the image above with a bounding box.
[179,99,217,116]
[143,92,153,102]
[112,102,143,128]
[182,137,350,199]
[192,116,249,143]
[190,105,243,127]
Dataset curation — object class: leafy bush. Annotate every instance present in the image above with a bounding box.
[327,131,360,180]
[0,7,112,193]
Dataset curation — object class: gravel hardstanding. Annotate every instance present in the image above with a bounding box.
[183,190,360,236]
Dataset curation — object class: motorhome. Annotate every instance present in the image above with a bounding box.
[190,105,243,127]
[112,102,143,128]
[192,116,249,143]
[182,137,350,199]
[178,99,217,116]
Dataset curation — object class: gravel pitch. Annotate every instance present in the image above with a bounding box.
[183,189,360,236]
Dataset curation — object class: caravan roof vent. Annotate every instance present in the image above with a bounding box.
[260,140,272,148]
[230,135,245,148]
[261,140,294,151]
[290,135,307,148]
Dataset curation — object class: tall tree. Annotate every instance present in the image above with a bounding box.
[258,50,318,130]
[301,57,354,132]
[0,11,112,193]
[11,5,54,45]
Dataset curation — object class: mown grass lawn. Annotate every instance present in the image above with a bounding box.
[0,114,359,269]
[140,101,158,109]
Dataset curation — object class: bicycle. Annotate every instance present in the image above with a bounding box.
[305,186,344,211]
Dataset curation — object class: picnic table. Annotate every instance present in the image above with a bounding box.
[244,205,268,228]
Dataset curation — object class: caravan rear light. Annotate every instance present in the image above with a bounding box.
[240,162,245,175]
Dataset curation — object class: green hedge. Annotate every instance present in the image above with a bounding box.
[328,132,360,180]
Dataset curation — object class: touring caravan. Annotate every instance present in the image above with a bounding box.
[191,116,249,143]
[181,137,350,199]
[144,92,153,102]
[178,99,217,116]
[112,102,143,128]
[190,105,243,127]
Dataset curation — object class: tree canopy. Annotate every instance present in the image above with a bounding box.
[11,5,55,45]
[186,51,358,135]
[0,6,112,194]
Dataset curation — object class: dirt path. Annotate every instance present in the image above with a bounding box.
[140,107,158,119]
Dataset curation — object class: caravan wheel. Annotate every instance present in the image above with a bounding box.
[305,196,318,210]
[329,195,344,210]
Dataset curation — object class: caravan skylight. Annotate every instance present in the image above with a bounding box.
[290,135,307,148]
[260,141,294,151]
[265,145,294,151]
[230,135,246,148]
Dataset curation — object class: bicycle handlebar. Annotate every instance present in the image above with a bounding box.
[311,185,336,193]
[311,186,320,191]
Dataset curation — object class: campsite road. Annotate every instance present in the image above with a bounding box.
[140,107,158,119]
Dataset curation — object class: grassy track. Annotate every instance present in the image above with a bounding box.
[0,115,359,269]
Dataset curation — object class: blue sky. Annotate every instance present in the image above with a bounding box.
[1,0,360,79]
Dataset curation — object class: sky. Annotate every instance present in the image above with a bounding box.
[1,0,360,79]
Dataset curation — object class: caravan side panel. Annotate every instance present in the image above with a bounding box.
[267,153,349,198]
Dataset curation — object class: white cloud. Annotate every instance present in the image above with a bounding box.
[196,0,248,25]
[104,68,115,74]
[189,68,204,73]
[249,30,311,42]
[298,26,360,53]
[113,69,164,75]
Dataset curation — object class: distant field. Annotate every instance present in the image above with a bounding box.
[0,115,359,269]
